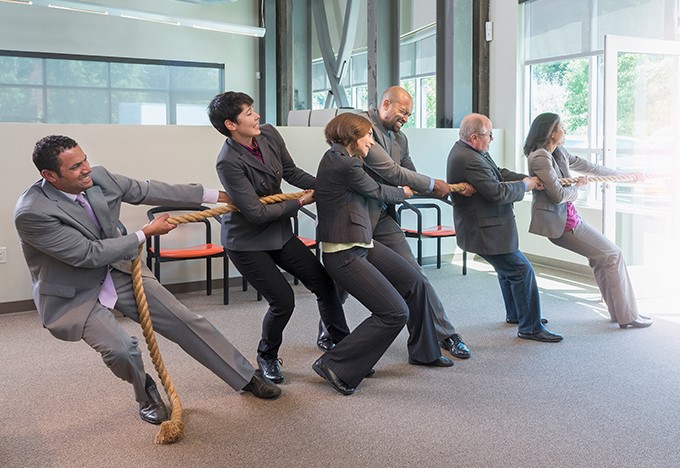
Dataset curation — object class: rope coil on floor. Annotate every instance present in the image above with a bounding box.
[130,191,306,444]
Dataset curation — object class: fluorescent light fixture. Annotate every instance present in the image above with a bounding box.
[191,24,261,37]
[27,0,265,37]
[48,4,107,15]
[120,14,179,27]
[47,1,108,15]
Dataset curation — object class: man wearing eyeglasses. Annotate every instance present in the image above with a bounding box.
[446,113,562,343]
[317,86,473,365]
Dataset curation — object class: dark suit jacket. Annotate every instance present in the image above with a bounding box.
[446,140,527,256]
[358,109,431,226]
[13,166,204,341]
[528,145,617,238]
[315,144,406,244]
[216,124,316,251]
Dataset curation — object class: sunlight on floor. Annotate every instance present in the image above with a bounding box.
[448,256,680,325]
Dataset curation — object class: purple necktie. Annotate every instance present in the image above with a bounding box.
[75,193,118,309]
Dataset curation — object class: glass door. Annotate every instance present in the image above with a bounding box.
[603,35,680,317]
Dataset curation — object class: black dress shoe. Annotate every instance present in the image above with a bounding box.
[517,329,563,343]
[441,334,471,359]
[139,375,169,425]
[257,355,284,383]
[408,356,454,367]
[317,320,335,351]
[312,358,355,395]
[507,318,549,325]
[619,317,653,329]
[242,370,282,399]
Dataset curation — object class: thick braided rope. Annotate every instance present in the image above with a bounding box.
[557,173,656,186]
[449,174,658,191]
[129,190,305,444]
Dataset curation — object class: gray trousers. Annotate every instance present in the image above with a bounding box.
[321,242,439,388]
[82,267,254,403]
[550,220,640,324]
[373,210,457,340]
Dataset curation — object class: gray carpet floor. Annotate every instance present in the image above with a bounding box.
[1,259,678,468]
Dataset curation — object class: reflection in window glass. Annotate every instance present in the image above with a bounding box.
[171,66,221,90]
[46,59,107,87]
[0,56,42,85]
[111,91,167,124]
[47,88,110,124]
[111,63,167,89]
[0,87,42,122]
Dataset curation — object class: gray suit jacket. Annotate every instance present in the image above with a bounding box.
[215,124,316,251]
[446,140,527,255]
[315,143,406,244]
[527,146,617,238]
[359,110,431,226]
[13,166,204,341]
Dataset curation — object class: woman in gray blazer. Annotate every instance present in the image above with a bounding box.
[523,112,651,329]
[311,113,451,396]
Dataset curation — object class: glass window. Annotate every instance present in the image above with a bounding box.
[0,52,223,125]
[0,56,42,85]
[171,66,221,90]
[46,59,108,87]
[112,91,167,124]
[111,63,167,89]
[47,88,110,124]
[0,87,42,122]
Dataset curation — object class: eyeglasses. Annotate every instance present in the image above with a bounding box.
[397,107,413,118]
[476,131,493,139]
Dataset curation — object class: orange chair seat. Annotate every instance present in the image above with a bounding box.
[297,236,318,248]
[402,225,456,238]
[149,243,224,259]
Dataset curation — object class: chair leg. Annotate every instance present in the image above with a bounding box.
[206,258,212,296]
[242,277,248,291]
[462,250,467,275]
[223,254,229,305]
[436,237,442,269]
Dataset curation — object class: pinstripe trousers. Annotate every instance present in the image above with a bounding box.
[319,241,439,388]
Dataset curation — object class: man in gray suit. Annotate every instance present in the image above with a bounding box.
[317,86,472,360]
[14,135,281,426]
[446,113,562,342]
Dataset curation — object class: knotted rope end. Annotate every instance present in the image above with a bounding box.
[155,419,185,444]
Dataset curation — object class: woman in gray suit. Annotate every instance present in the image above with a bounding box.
[523,112,651,329]
[312,113,451,396]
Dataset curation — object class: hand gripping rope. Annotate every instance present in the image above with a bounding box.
[130,191,305,444]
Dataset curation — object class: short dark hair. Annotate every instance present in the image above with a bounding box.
[523,112,561,156]
[32,135,78,175]
[207,91,254,137]
[324,113,372,158]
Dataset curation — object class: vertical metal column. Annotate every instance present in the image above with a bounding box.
[472,0,489,116]
[276,0,293,124]
[258,0,277,124]
[291,0,312,113]
[436,0,455,128]
[367,0,399,109]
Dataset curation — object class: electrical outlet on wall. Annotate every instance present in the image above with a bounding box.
[0,247,6,264]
